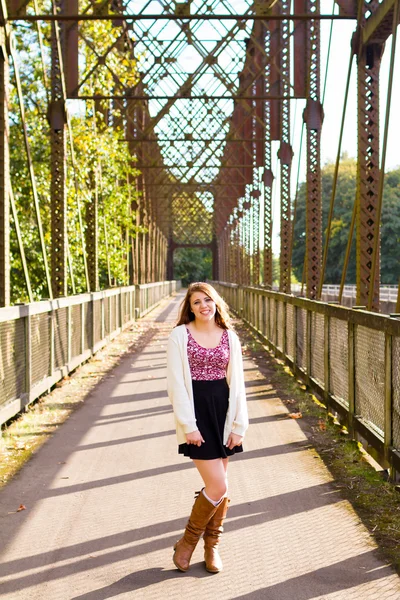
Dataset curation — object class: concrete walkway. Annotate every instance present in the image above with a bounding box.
[1,291,400,600]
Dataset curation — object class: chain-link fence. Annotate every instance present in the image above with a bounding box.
[213,281,400,478]
[0,281,181,427]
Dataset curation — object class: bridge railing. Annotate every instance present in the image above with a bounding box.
[0,281,181,428]
[214,281,400,479]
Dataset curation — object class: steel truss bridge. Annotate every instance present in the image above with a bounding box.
[1,1,400,474]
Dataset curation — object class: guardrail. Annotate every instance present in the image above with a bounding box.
[213,281,400,479]
[0,280,181,427]
[275,284,398,312]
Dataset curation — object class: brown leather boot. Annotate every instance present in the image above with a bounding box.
[203,497,230,573]
[173,492,220,572]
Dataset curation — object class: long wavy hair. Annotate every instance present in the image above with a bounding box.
[176,282,232,330]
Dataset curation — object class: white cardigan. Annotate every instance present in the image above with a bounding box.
[166,324,249,445]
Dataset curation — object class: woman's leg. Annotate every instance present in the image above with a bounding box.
[193,458,228,503]
[173,462,224,572]
[173,458,230,572]
[194,458,230,573]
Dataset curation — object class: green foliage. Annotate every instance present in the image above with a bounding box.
[173,248,212,286]
[9,11,141,303]
[68,113,141,292]
[292,157,400,284]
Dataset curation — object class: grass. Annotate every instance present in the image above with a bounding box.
[236,320,400,574]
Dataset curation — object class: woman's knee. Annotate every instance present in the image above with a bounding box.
[207,477,227,499]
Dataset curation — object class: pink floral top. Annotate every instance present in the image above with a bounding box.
[186,328,230,380]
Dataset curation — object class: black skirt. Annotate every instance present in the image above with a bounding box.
[178,378,243,460]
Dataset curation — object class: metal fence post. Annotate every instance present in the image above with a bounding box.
[262,294,267,339]
[324,311,330,406]
[67,304,72,364]
[282,300,287,356]
[91,294,96,353]
[119,290,123,329]
[50,308,55,379]
[348,319,356,437]
[81,302,85,355]
[25,313,31,405]
[101,296,105,341]
[385,331,393,470]
[293,304,298,370]
[109,294,112,336]
[305,309,311,385]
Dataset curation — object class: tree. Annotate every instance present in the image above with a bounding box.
[292,157,400,284]
[9,10,142,303]
[173,248,212,286]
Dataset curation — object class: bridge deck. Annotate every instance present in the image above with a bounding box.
[0,291,399,599]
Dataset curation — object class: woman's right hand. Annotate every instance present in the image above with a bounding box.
[185,430,205,447]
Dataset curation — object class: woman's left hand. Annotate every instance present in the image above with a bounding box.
[226,432,243,450]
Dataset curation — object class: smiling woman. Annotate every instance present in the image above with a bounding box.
[166,282,248,574]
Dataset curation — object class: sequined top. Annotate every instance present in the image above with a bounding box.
[186,327,230,380]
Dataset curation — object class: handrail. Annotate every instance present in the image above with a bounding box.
[213,280,400,479]
[0,281,181,427]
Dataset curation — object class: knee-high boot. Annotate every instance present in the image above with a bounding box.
[203,497,230,573]
[173,492,221,572]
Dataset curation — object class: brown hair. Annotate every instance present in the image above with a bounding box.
[176,282,232,330]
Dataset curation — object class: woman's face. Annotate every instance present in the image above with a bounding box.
[189,291,216,322]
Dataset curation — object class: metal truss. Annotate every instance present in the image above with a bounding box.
[278,0,292,293]
[0,0,396,306]
[0,25,9,306]
[303,0,323,300]
[355,0,383,310]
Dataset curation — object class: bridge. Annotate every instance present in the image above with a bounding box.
[1,0,400,596]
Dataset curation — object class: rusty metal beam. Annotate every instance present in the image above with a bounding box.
[50,0,68,298]
[279,0,292,294]
[294,0,308,97]
[62,0,78,97]
[0,26,9,306]
[304,0,323,299]
[334,0,357,16]
[269,3,281,141]
[9,13,355,22]
[86,168,99,292]
[77,95,300,100]
[363,0,399,44]
[356,39,383,309]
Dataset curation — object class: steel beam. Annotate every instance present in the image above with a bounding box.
[279,0,293,294]
[50,0,68,298]
[62,0,78,97]
[0,27,9,306]
[356,39,383,309]
[263,15,273,288]
[10,13,355,21]
[294,0,308,97]
[86,175,99,292]
[304,0,323,299]
[6,0,26,17]
[75,95,300,101]
[269,3,282,141]
[362,0,399,44]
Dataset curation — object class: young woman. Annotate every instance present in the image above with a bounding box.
[167,282,248,574]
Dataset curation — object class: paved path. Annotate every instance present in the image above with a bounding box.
[1,291,400,600]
